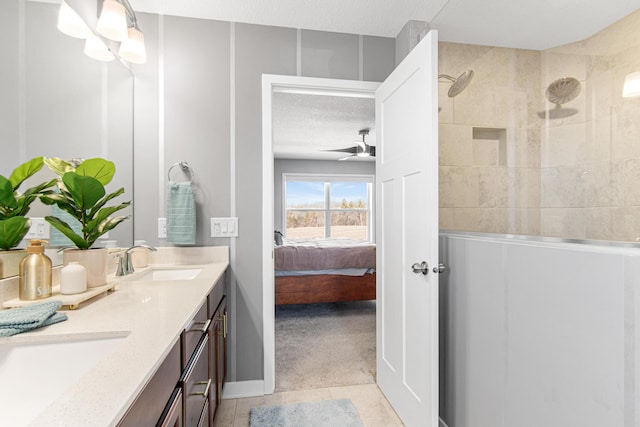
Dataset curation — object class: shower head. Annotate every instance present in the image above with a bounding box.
[439,70,474,97]
[545,77,581,105]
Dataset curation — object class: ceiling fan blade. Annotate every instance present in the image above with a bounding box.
[324,147,357,154]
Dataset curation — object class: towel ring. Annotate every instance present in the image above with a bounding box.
[168,161,195,182]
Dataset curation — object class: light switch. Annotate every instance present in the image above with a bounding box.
[24,218,50,240]
[211,217,238,237]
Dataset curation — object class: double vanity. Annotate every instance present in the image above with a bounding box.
[0,246,229,427]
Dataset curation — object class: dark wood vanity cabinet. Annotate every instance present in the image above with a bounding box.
[118,339,182,427]
[118,272,227,427]
[207,273,227,424]
[209,296,227,423]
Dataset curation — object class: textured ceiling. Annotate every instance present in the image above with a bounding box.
[272,93,375,161]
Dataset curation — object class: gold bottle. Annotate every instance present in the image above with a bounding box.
[19,239,52,300]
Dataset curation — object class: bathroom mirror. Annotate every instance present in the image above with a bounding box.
[0,0,134,279]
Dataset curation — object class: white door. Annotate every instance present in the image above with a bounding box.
[375,30,439,426]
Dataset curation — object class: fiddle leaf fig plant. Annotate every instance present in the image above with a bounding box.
[41,157,131,250]
[0,157,56,250]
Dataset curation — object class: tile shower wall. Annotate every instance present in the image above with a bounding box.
[439,9,640,243]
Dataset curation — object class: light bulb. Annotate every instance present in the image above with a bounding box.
[119,27,147,64]
[84,34,115,62]
[57,0,92,39]
[96,0,128,42]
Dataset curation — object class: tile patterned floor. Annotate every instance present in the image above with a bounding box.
[214,383,404,427]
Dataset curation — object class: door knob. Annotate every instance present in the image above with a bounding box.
[411,261,429,275]
[432,263,446,274]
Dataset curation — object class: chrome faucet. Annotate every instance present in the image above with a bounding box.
[116,244,157,276]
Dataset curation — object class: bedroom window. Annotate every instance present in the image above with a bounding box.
[283,174,373,242]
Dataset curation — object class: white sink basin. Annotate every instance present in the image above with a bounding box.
[134,267,203,281]
[0,335,127,426]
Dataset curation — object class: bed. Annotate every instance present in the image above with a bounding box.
[274,238,376,305]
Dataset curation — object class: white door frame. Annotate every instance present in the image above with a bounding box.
[261,74,380,394]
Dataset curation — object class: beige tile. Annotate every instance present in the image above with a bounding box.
[585,207,613,241]
[479,167,509,208]
[234,393,284,420]
[541,50,588,84]
[280,387,333,404]
[585,115,611,164]
[439,208,455,229]
[473,138,501,166]
[612,158,640,206]
[584,162,613,207]
[612,106,640,161]
[506,127,541,168]
[541,123,587,167]
[438,82,455,124]
[439,166,480,208]
[540,208,586,239]
[439,124,473,166]
[611,207,640,243]
[514,49,542,90]
[214,399,237,427]
[540,166,586,208]
[505,208,541,235]
[328,384,403,426]
[454,208,509,233]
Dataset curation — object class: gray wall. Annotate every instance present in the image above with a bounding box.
[274,159,376,232]
[1,0,133,248]
[133,16,394,382]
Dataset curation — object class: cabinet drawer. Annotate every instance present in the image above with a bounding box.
[118,340,181,427]
[181,301,209,368]
[182,335,210,427]
[157,388,183,427]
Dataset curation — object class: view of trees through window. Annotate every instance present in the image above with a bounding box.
[285,178,370,241]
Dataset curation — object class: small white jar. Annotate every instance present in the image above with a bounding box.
[60,261,87,295]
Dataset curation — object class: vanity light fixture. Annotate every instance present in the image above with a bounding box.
[84,33,115,62]
[57,0,146,65]
[622,71,640,98]
[96,0,128,42]
[98,0,147,64]
[57,0,93,39]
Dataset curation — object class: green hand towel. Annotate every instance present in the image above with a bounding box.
[0,300,68,337]
[166,181,196,245]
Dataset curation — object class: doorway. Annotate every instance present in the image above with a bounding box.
[261,75,380,394]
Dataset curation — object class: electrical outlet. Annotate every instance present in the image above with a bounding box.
[158,218,167,238]
[24,218,49,240]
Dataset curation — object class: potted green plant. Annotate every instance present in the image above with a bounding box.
[0,157,56,277]
[40,157,131,287]
[0,157,57,250]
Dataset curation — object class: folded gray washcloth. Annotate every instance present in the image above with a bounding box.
[0,300,68,337]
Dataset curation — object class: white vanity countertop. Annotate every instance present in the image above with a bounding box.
[0,246,229,427]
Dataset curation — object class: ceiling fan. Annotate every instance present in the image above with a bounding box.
[327,129,375,161]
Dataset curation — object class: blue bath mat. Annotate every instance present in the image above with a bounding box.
[249,398,364,427]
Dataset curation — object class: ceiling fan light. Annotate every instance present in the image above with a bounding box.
[119,27,146,64]
[57,0,92,39]
[97,0,128,42]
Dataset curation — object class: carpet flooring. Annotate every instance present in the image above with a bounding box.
[275,301,376,392]
[249,399,364,427]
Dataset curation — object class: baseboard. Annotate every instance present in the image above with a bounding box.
[439,417,449,427]
[222,380,266,399]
